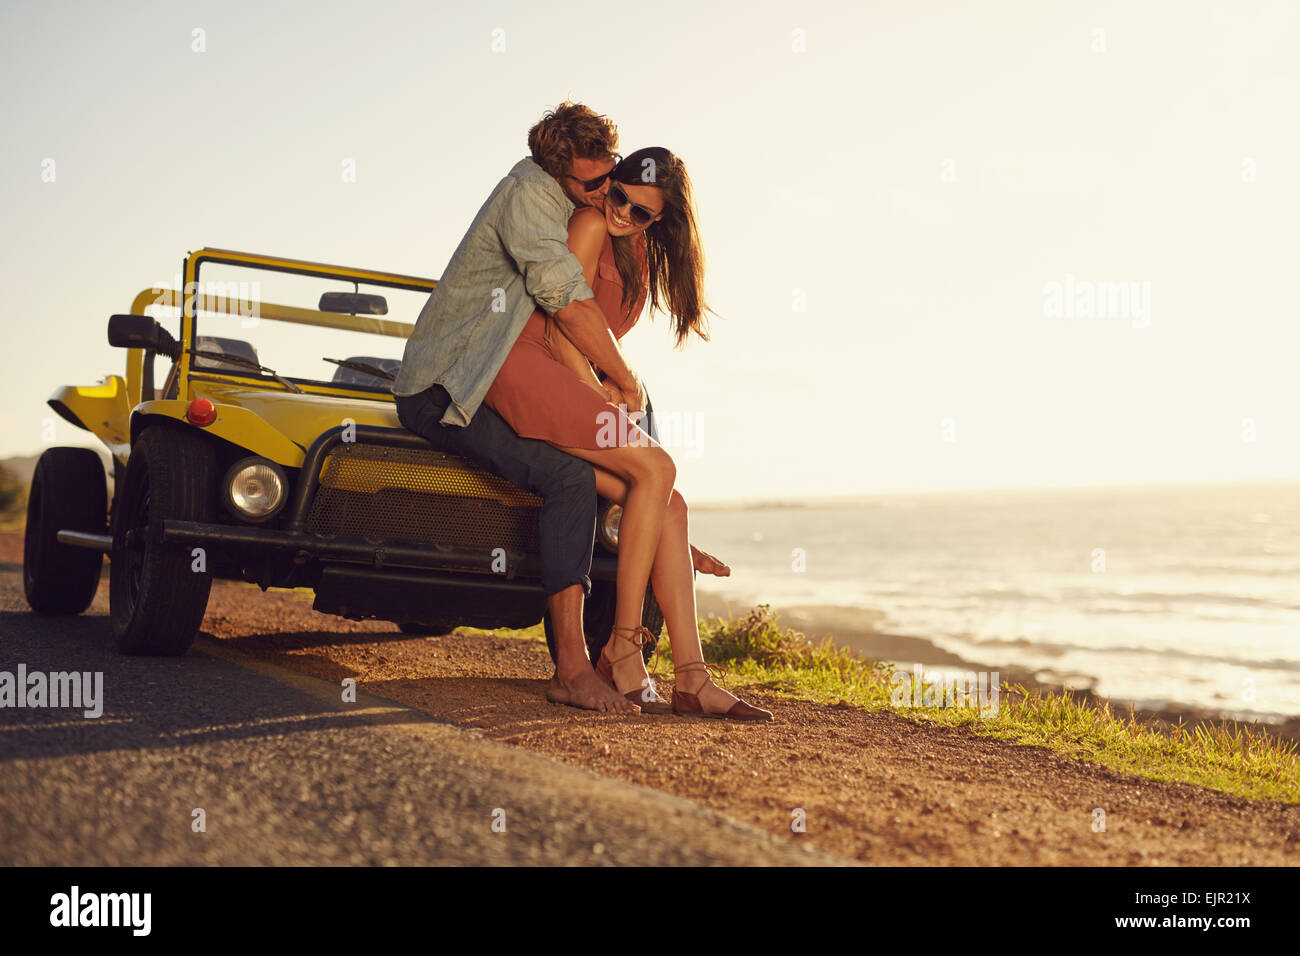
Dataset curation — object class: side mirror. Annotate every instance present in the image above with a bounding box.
[108,314,181,360]
[319,291,388,316]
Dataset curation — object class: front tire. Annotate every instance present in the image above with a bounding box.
[110,424,216,655]
[23,447,108,615]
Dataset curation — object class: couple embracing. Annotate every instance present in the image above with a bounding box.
[392,101,770,722]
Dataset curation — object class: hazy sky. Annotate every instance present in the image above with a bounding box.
[2,0,1297,503]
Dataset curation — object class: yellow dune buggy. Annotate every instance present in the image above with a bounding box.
[23,247,660,662]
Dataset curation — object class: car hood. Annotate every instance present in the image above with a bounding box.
[191,380,403,452]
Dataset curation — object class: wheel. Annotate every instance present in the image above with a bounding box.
[23,447,108,615]
[543,581,664,667]
[110,424,217,655]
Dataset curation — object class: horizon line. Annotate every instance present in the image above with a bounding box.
[689,476,1300,509]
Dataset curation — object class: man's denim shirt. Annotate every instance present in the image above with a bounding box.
[391,157,595,426]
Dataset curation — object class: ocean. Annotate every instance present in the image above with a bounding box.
[689,482,1300,724]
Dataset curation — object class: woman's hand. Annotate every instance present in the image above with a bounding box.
[601,382,648,433]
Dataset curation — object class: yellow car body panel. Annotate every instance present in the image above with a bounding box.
[132,399,312,468]
[47,375,135,461]
[128,387,406,472]
[186,381,402,465]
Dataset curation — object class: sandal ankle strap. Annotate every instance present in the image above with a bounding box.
[605,624,662,676]
[674,658,729,692]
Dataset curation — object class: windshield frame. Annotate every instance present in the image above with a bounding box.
[180,248,437,398]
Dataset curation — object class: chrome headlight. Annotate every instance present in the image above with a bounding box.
[221,457,288,522]
[596,502,623,552]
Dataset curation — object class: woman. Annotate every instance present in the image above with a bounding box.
[484,147,771,721]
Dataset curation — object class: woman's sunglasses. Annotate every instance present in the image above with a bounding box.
[607,181,660,227]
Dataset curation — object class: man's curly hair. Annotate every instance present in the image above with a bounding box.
[527,101,619,179]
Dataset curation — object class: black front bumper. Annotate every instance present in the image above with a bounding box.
[162,519,619,581]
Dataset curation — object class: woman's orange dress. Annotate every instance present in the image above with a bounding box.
[484,232,647,450]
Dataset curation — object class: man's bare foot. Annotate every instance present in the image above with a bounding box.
[548,669,640,713]
[691,545,730,577]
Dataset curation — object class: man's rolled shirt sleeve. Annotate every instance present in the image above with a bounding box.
[497,178,595,315]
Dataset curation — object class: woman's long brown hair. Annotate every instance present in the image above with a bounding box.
[609,147,711,346]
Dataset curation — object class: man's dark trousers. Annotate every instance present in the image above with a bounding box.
[394,384,596,597]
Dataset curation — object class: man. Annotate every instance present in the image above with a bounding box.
[392,101,645,714]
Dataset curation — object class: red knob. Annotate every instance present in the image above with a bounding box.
[186,398,217,426]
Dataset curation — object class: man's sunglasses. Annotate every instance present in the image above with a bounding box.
[607,181,660,227]
[567,155,621,191]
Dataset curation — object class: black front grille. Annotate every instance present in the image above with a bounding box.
[305,442,541,553]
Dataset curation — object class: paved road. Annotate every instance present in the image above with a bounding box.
[0,566,845,866]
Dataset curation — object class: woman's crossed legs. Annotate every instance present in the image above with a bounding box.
[557,438,758,716]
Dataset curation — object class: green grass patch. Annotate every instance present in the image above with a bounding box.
[666,604,1298,804]
[457,622,546,644]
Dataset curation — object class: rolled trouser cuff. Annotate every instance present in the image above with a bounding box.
[542,573,592,599]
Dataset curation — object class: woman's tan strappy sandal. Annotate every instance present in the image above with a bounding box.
[672,659,773,722]
[595,624,672,715]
